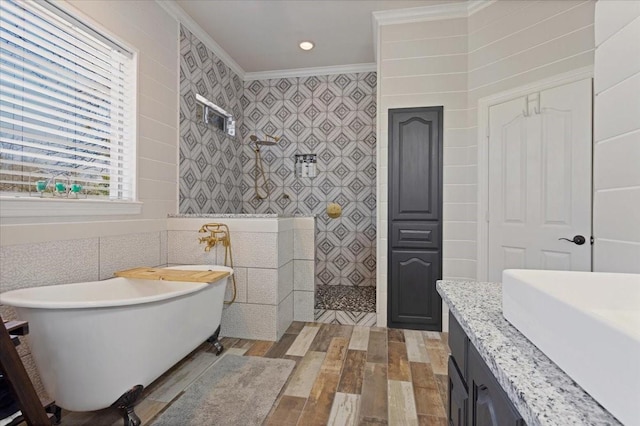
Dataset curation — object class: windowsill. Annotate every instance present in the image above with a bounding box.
[0,196,143,218]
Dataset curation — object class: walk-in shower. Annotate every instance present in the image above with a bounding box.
[249,134,279,199]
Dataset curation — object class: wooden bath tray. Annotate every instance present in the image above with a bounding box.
[114,267,229,284]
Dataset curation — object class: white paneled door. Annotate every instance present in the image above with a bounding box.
[487,78,592,282]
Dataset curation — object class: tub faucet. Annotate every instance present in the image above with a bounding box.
[198,235,217,252]
[198,223,230,252]
[197,222,237,305]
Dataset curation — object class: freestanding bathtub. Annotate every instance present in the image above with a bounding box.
[0,264,231,423]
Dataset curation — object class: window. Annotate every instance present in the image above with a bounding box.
[195,93,235,137]
[0,0,136,211]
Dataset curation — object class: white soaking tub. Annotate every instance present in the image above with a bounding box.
[0,265,232,422]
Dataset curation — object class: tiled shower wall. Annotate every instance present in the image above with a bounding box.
[241,73,377,287]
[179,24,244,213]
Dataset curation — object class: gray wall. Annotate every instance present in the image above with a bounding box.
[179,24,244,213]
[241,73,377,287]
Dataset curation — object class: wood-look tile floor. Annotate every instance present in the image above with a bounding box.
[60,322,450,426]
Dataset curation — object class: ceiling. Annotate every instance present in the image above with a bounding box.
[174,0,457,74]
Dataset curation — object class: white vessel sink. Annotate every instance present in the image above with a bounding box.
[502,269,640,426]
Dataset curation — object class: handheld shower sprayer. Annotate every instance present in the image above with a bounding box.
[249,133,280,199]
[249,134,279,149]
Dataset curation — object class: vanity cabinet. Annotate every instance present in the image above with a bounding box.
[467,343,525,426]
[448,357,468,426]
[448,313,525,426]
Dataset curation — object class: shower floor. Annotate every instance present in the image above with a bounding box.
[314,285,377,326]
[315,285,376,312]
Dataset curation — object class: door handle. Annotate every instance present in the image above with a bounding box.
[559,235,586,245]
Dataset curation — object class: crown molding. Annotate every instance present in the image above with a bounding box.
[372,0,496,26]
[244,63,377,81]
[155,0,245,79]
[371,1,496,62]
[372,2,469,26]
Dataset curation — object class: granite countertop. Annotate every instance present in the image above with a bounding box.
[437,280,621,426]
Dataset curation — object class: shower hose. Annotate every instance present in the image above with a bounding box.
[254,147,270,199]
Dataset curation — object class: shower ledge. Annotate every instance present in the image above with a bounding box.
[168,213,316,218]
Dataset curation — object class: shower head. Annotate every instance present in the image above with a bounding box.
[249,134,279,146]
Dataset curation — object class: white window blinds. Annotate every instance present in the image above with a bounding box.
[0,0,136,200]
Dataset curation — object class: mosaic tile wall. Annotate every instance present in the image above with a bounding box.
[241,73,377,287]
[179,24,244,213]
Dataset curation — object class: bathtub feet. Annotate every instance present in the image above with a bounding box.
[212,339,224,355]
[111,384,144,426]
[45,403,62,425]
[207,325,224,356]
[122,406,141,426]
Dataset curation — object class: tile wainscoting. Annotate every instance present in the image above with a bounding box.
[0,230,169,401]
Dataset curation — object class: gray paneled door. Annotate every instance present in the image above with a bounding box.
[388,107,443,331]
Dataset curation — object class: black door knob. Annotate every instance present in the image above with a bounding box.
[559,235,586,245]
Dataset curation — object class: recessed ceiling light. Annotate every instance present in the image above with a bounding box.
[299,41,314,51]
